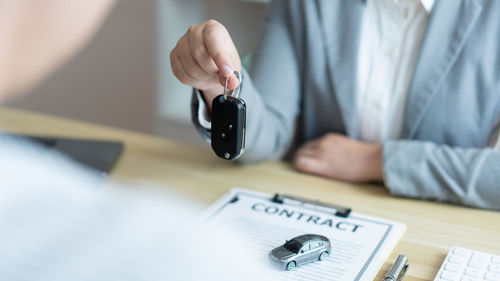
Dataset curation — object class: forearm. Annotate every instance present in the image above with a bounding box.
[237,69,298,163]
[383,140,500,209]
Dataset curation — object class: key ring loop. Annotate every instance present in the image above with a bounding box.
[223,70,241,100]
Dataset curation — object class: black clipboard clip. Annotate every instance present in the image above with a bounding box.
[271,193,352,218]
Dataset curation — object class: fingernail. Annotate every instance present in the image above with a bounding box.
[221,65,233,77]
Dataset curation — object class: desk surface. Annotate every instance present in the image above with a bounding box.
[1,107,499,281]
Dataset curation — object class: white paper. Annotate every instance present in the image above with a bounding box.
[202,188,406,281]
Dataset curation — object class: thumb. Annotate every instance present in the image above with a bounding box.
[218,73,240,91]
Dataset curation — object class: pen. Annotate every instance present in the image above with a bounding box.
[384,255,409,281]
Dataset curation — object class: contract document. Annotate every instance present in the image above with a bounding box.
[203,188,406,281]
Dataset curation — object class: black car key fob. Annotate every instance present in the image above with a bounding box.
[211,72,246,160]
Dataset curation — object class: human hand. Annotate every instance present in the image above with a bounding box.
[170,19,241,109]
[293,133,384,183]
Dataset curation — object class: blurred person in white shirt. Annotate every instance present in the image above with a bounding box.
[0,1,260,280]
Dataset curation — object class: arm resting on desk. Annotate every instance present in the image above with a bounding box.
[383,140,500,210]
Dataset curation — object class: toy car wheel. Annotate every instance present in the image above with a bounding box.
[319,251,329,261]
[286,261,296,271]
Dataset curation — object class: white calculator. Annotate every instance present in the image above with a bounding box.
[434,247,500,281]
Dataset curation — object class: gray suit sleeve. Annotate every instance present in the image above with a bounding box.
[191,0,301,163]
[383,140,500,210]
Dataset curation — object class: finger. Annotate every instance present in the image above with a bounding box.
[218,74,240,91]
[294,150,317,164]
[178,39,209,80]
[293,156,326,175]
[188,26,218,76]
[294,145,318,159]
[296,140,319,154]
[228,74,240,90]
[202,21,234,78]
[171,53,197,86]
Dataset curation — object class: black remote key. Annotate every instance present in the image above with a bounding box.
[211,94,246,160]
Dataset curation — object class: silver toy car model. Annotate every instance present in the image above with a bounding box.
[269,234,332,271]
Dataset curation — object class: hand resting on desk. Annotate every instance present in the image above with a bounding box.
[293,133,384,183]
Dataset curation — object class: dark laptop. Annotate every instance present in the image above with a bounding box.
[18,134,123,175]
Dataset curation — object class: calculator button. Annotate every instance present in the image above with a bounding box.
[444,263,462,272]
[440,271,459,280]
[460,277,476,281]
[448,255,467,264]
[453,248,469,256]
[485,272,500,281]
[493,256,500,265]
[490,264,500,273]
[472,253,490,261]
[464,268,481,277]
[468,261,483,269]
[469,254,489,269]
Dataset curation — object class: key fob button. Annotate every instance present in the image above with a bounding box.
[219,128,230,142]
[219,122,234,142]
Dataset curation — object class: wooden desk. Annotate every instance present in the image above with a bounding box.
[1,107,499,281]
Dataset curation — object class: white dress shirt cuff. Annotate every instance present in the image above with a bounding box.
[196,91,212,129]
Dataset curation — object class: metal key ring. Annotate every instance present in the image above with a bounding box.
[223,70,241,100]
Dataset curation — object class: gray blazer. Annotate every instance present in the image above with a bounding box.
[192,0,500,210]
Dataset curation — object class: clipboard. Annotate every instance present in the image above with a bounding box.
[271,193,351,218]
[202,188,406,281]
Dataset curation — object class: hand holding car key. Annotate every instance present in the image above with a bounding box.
[168,19,245,159]
[211,71,246,160]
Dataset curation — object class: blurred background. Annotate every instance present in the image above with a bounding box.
[5,0,268,146]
